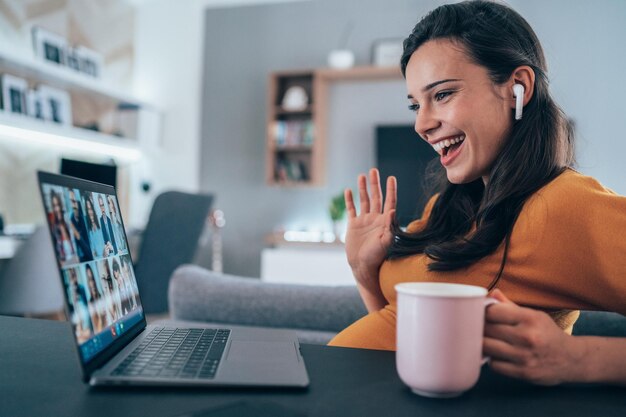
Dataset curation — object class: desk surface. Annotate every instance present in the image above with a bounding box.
[1,315,625,417]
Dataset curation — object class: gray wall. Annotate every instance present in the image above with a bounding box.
[200,0,626,277]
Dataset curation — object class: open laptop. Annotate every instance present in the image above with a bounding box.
[37,171,309,388]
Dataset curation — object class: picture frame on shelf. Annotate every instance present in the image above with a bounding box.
[38,85,72,126]
[75,46,103,78]
[371,38,404,67]
[65,47,81,72]
[1,74,29,115]
[32,26,67,66]
[26,89,45,120]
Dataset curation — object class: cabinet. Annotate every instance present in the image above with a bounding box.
[266,66,402,186]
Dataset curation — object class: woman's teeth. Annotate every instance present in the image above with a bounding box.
[432,135,465,154]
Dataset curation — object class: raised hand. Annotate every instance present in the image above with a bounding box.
[344,168,396,309]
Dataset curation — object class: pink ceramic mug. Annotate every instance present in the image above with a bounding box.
[395,282,497,398]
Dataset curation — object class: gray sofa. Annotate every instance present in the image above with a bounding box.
[168,265,367,344]
[167,265,626,345]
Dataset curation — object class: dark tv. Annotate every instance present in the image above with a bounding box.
[60,158,117,188]
[376,125,438,227]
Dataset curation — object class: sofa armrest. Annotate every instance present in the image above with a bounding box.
[168,265,367,332]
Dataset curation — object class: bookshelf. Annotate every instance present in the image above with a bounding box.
[266,66,402,186]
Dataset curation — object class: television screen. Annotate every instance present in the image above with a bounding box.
[60,158,117,188]
[376,125,438,227]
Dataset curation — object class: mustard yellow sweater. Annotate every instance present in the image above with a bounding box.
[329,169,626,351]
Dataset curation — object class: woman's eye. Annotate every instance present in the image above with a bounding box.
[408,103,420,112]
[435,91,453,101]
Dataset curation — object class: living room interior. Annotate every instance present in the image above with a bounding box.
[2,0,626,415]
[1,0,625,343]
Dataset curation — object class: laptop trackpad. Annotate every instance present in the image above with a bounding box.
[226,341,298,363]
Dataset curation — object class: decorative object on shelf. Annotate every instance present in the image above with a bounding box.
[1,74,29,115]
[328,22,355,70]
[37,85,72,126]
[65,47,81,72]
[26,89,45,120]
[75,45,103,78]
[31,26,103,78]
[371,38,404,67]
[329,191,346,241]
[327,50,355,70]
[281,86,308,111]
[32,26,67,66]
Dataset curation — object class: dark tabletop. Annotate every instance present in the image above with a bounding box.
[1,315,625,417]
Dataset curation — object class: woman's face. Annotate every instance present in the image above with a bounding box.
[52,195,63,220]
[405,39,513,184]
[87,272,97,297]
[87,200,96,225]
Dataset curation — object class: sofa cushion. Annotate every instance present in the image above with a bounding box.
[168,265,367,333]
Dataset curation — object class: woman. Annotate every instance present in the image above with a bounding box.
[329,0,626,383]
[120,255,138,310]
[49,189,78,264]
[100,260,119,323]
[107,196,127,253]
[111,258,131,316]
[85,263,106,333]
[66,267,92,343]
[84,194,111,259]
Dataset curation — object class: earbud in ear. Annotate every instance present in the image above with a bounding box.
[513,84,525,120]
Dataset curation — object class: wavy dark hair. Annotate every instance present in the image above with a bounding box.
[388,0,575,288]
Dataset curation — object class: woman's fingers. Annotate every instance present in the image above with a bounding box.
[358,174,370,214]
[483,336,526,364]
[369,169,383,213]
[484,322,534,348]
[383,175,397,212]
[485,301,526,326]
[345,188,357,218]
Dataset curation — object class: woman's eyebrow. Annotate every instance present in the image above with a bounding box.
[407,79,462,100]
[422,79,461,92]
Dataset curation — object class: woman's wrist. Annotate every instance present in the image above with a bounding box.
[569,336,626,385]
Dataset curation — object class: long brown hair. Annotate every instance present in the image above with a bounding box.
[388,1,575,287]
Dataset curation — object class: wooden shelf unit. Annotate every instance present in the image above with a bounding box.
[266,66,403,186]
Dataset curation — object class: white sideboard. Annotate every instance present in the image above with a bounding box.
[261,245,355,286]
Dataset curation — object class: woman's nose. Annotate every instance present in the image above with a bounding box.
[414,105,440,139]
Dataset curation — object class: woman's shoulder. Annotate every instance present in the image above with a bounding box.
[528,168,616,208]
[519,168,621,230]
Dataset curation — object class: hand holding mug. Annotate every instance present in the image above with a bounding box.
[483,289,585,385]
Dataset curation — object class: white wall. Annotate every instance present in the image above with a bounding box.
[509,0,626,194]
[130,0,309,227]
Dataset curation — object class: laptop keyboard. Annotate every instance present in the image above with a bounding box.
[112,327,230,380]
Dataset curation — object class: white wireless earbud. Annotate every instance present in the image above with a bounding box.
[513,84,524,120]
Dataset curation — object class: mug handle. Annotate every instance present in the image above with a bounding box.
[481,297,499,365]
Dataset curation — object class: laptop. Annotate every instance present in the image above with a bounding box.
[37,171,309,388]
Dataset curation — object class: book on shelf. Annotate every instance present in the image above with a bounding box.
[272,120,314,147]
[274,157,310,182]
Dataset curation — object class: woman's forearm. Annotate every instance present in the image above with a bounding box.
[573,336,626,386]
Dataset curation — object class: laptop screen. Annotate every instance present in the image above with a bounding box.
[39,173,144,365]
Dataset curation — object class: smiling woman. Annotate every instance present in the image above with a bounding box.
[328,0,626,386]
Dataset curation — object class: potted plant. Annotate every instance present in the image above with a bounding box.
[329,192,346,241]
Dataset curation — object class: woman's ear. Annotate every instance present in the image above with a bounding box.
[509,66,535,108]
